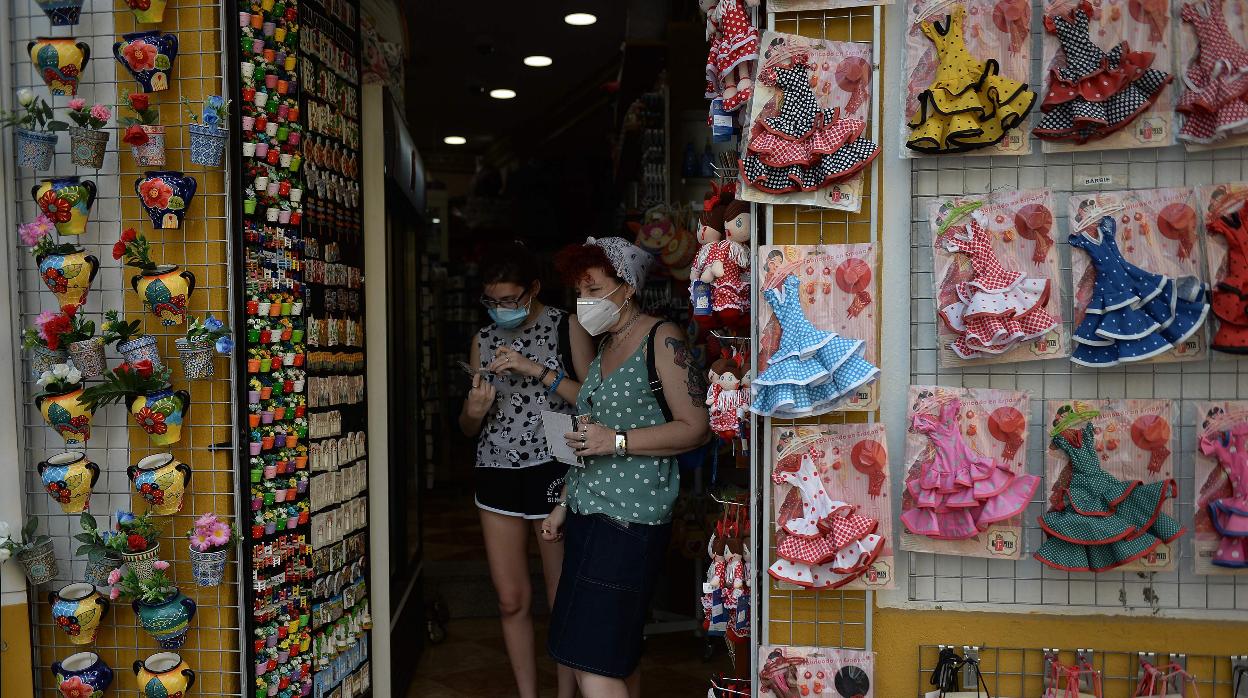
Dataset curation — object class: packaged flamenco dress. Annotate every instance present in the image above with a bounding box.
[1198,425,1248,567]
[1036,423,1185,572]
[1176,0,1248,144]
[901,399,1040,539]
[1070,216,1209,367]
[769,444,885,589]
[1033,2,1173,144]
[906,6,1037,153]
[741,56,880,194]
[1208,211,1248,352]
[939,212,1060,359]
[752,275,879,418]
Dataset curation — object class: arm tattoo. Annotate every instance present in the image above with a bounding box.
[666,336,708,407]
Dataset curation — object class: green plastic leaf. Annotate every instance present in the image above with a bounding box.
[167,195,185,211]
[154,55,171,70]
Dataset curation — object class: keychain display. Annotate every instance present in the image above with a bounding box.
[759,646,875,698]
[1044,654,1104,698]
[1134,659,1200,697]
[738,33,878,213]
[1175,0,1248,149]
[1067,188,1210,367]
[769,424,894,590]
[702,0,761,113]
[929,190,1066,366]
[1194,401,1248,573]
[900,386,1038,560]
[1038,399,1184,572]
[1199,182,1248,353]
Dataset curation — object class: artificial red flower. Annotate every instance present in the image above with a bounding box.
[122,124,149,147]
[128,92,149,111]
[135,407,167,435]
[127,534,147,551]
[112,240,126,261]
[115,362,130,374]
[121,227,138,243]
[133,359,154,377]
[40,313,72,350]
[38,190,73,224]
[61,303,79,317]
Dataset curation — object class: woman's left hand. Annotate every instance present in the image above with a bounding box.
[487,346,541,378]
[564,422,616,457]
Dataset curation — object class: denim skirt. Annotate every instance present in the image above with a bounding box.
[547,511,672,678]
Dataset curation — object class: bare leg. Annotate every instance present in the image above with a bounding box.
[625,670,640,698]
[574,670,629,698]
[480,508,538,698]
[533,520,577,698]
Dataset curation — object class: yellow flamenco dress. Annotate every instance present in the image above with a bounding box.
[906,5,1037,154]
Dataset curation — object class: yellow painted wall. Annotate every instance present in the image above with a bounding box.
[3,603,35,697]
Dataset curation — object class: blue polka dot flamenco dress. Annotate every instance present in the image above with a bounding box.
[1070,216,1209,367]
[752,274,879,418]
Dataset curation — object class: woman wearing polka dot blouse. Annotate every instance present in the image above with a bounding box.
[543,237,710,698]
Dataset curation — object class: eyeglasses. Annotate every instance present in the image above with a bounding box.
[479,290,531,310]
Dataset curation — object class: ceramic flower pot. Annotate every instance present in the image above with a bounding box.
[36,386,94,446]
[49,583,109,645]
[113,31,177,92]
[33,177,97,236]
[37,451,99,513]
[134,590,197,649]
[67,338,105,379]
[16,538,58,585]
[29,345,68,378]
[16,128,58,170]
[129,124,166,166]
[121,541,160,581]
[29,38,90,97]
[38,248,99,307]
[175,337,214,379]
[132,264,196,325]
[133,653,194,698]
[53,652,114,698]
[135,170,196,229]
[189,548,228,587]
[83,553,123,586]
[34,0,86,25]
[127,453,191,515]
[188,123,228,167]
[127,386,190,446]
[117,334,164,370]
[69,127,109,168]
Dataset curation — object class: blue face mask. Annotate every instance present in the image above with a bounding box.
[489,304,530,329]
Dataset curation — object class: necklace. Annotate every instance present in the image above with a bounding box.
[605,304,641,350]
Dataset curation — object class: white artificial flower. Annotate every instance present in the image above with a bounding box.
[52,363,70,379]
[66,368,82,385]
[0,548,9,563]
[36,371,53,388]
[16,88,34,106]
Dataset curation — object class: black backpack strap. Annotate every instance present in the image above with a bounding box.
[645,321,674,423]
[556,309,578,383]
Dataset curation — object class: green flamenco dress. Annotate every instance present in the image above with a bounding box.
[1035,423,1185,572]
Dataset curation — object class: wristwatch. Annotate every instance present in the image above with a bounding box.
[614,430,628,457]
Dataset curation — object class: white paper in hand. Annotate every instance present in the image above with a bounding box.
[542,411,587,467]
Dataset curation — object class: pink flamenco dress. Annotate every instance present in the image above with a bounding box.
[938,211,1059,359]
[1176,0,1248,144]
[901,399,1040,540]
[1199,425,1248,567]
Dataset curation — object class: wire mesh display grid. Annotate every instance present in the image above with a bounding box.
[905,0,1248,615]
[7,1,243,695]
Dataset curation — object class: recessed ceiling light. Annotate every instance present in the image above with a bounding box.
[443,136,467,145]
[564,12,597,26]
[524,55,553,67]
[432,217,441,224]
[489,88,517,99]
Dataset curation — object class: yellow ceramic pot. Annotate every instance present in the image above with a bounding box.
[28,37,90,96]
[37,248,100,307]
[32,177,97,236]
[133,653,194,698]
[127,387,190,447]
[131,264,195,326]
[127,453,192,515]
[35,387,94,446]
[49,583,110,646]
[37,451,100,514]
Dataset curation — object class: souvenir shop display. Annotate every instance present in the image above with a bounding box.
[1175,0,1248,149]
[900,386,1038,559]
[37,451,98,514]
[738,33,878,213]
[769,424,893,590]
[707,352,751,441]
[929,191,1066,365]
[1035,0,1174,150]
[28,37,90,97]
[692,182,752,345]
[701,501,752,643]
[758,646,875,698]
[701,0,760,112]
[902,0,1036,156]
[1200,182,1248,352]
[1194,401,1248,572]
[1038,399,1184,573]
[113,31,179,93]
[33,176,96,236]
[753,244,879,416]
[631,207,697,282]
[1067,188,1210,367]
[52,652,114,698]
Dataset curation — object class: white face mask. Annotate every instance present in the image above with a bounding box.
[577,284,625,336]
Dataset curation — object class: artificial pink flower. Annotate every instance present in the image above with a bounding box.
[208,522,231,546]
[121,40,156,71]
[109,588,120,601]
[21,213,56,247]
[107,567,122,585]
[67,98,86,111]
[34,310,59,333]
[90,104,111,122]
[191,532,210,552]
[153,560,170,571]
[195,512,217,529]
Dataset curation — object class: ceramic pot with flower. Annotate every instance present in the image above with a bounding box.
[132,264,195,325]
[34,0,86,25]
[112,31,177,92]
[52,652,114,698]
[117,334,164,370]
[127,454,191,515]
[36,385,93,446]
[67,338,106,379]
[122,0,168,24]
[28,38,90,96]
[135,171,195,229]
[29,345,68,378]
[32,177,97,236]
[49,583,110,646]
[134,590,196,649]
[37,248,99,307]
[120,541,160,581]
[128,387,190,446]
[133,653,194,698]
[37,451,99,514]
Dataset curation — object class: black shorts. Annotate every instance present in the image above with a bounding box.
[474,461,569,519]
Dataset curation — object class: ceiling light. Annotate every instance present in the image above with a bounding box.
[443,136,467,145]
[564,12,597,26]
[432,218,441,224]
[489,88,517,99]
[523,55,553,67]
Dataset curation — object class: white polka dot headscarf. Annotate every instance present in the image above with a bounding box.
[586,236,652,290]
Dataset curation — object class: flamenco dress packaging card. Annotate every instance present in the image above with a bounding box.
[1038,399,1183,573]
[1193,401,1248,573]
[902,0,1037,156]
[1175,0,1248,149]
[1067,188,1210,367]
[738,33,878,213]
[900,386,1038,560]
[929,190,1066,366]
[1035,0,1175,151]
[759,646,874,698]
[753,244,880,416]
[769,424,894,591]
[1199,182,1248,353]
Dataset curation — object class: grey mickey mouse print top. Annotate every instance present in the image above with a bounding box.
[475,306,575,469]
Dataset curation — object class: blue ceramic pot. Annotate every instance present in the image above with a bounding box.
[135,171,196,229]
[188,123,228,167]
[52,651,114,697]
[134,590,197,649]
[112,31,177,92]
[34,0,85,25]
[16,129,57,170]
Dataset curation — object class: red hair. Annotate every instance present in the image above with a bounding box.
[554,243,622,286]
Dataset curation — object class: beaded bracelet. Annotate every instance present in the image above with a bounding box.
[546,369,565,396]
